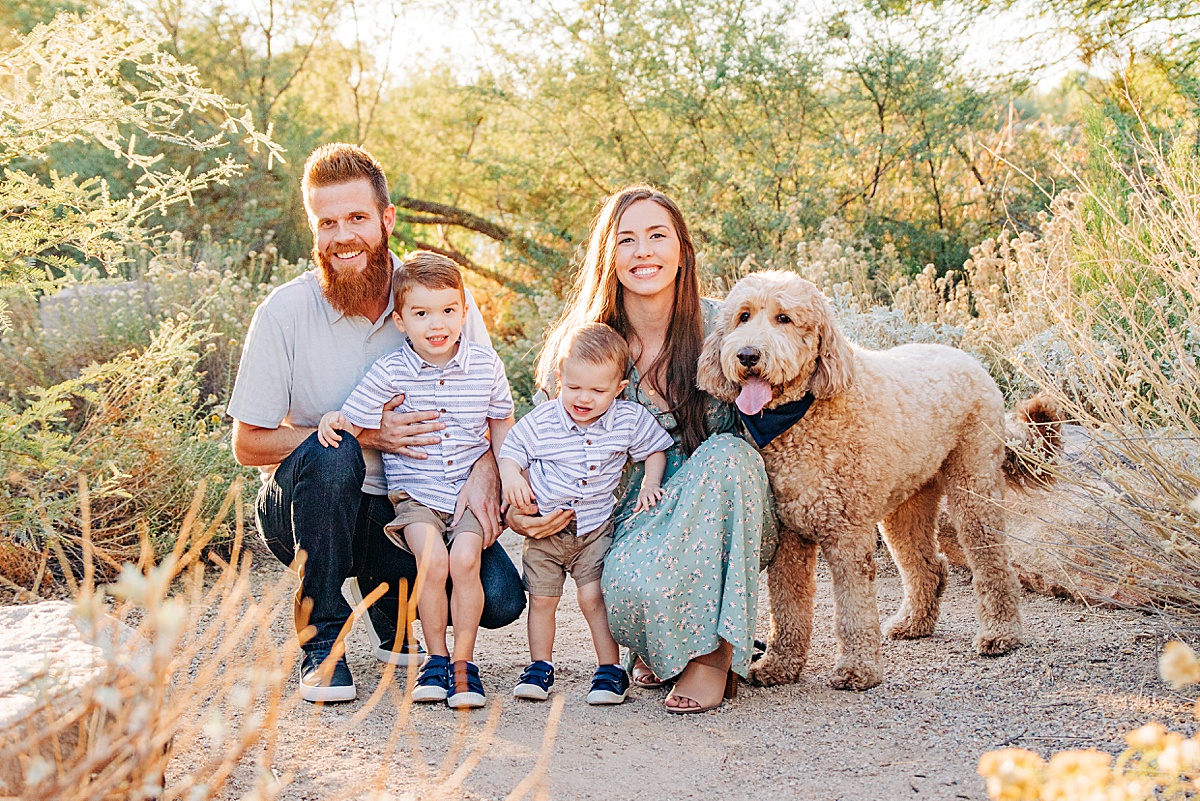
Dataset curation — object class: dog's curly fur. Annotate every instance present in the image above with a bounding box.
[697,271,1060,691]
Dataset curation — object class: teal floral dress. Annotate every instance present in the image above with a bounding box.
[603,299,778,680]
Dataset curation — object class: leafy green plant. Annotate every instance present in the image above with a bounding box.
[0,5,280,325]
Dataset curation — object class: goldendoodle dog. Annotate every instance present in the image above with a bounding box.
[697,270,1059,691]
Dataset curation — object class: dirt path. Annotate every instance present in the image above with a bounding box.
[197,532,1197,801]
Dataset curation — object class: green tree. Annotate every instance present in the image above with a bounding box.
[0,6,280,324]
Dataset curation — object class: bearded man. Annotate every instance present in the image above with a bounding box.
[228,143,525,703]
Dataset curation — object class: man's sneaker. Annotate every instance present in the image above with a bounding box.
[344,577,424,666]
[586,664,630,705]
[412,655,451,703]
[512,660,555,701]
[447,661,487,709]
[376,636,426,667]
[299,649,357,703]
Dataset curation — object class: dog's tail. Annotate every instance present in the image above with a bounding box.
[1002,394,1064,490]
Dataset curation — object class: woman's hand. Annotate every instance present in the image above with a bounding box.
[506,507,573,540]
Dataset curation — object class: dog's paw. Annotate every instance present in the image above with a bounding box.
[829,661,883,691]
[975,632,1021,656]
[883,609,937,640]
[746,653,805,687]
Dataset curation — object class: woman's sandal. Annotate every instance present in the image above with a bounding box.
[663,662,737,714]
[631,657,665,689]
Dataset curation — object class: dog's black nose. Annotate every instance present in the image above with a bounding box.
[737,348,760,368]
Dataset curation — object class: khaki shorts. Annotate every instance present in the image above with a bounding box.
[522,517,615,597]
[384,490,484,553]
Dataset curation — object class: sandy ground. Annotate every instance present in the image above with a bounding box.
[191,531,1198,801]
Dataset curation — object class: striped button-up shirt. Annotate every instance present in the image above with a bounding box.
[499,398,673,535]
[341,337,513,514]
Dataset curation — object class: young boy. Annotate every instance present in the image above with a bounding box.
[319,251,515,710]
[498,322,673,705]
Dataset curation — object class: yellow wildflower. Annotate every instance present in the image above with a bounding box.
[1124,723,1167,751]
[978,748,1045,800]
[1159,641,1200,689]
[1041,750,1112,801]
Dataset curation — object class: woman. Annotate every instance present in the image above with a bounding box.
[507,184,777,713]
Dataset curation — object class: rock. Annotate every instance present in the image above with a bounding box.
[0,601,137,795]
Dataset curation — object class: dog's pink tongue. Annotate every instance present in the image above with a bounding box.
[736,377,773,415]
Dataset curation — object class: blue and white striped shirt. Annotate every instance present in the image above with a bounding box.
[341,337,514,514]
[499,398,673,535]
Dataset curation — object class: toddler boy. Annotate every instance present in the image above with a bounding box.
[319,251,514,709]
[498,322,673,705]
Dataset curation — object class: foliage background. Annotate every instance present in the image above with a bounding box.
[1,0,1198,599]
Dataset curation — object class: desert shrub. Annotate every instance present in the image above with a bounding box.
[0,230,304,406]
[874,126,1200,616]
[1,318,249,588]
[491,290,567,417]
[978,642,1200,801]
[0,6,279,327]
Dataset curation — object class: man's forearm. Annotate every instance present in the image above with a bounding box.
[231,420,314,466]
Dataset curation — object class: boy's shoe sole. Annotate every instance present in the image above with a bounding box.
[447,691,487,709]
[513,683,551,701]
[586,688,627,705]
[412,685,449,703]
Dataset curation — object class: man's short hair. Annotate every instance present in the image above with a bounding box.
[394,250,466,310]
[558,322,630,375]
[302,143,390,212]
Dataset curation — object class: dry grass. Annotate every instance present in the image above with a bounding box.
[0,478,564,800]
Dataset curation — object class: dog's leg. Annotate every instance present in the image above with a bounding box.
[944,448,1022,656]
[823,528,884,691]
[748,532,817,687]
[881,478,948,640]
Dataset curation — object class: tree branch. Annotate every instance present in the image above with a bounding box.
[394,196,568,274]
[408,238,536,297]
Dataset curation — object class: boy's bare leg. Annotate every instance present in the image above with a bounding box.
[448,532,485,663]
[577,580,620,665]
[527,594,559,663]
[405,523,450,656]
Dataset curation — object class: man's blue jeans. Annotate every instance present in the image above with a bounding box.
[255,432,526,653]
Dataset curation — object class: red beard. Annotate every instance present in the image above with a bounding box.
[314,224,393,317]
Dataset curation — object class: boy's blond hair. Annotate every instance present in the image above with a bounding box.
[393,250,466,309]
[558,322,630,376]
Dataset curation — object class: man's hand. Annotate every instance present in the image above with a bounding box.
[506,507,573,540]
[357,395,445,458]
[454,451,503,546]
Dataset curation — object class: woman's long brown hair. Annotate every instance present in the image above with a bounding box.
[537,185,709,455]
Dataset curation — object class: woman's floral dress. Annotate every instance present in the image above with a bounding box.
[603,299,778,680]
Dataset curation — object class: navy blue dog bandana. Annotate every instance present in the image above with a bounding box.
[738,393,816,448]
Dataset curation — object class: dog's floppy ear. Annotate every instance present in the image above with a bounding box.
[809,294,855,399]
[696,320,740,402]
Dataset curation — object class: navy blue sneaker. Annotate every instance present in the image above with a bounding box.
[512,660,555,701]
[447,661,487,709]
[587,664,629,705]
[412,655,451,703]
[299,648,356,703]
